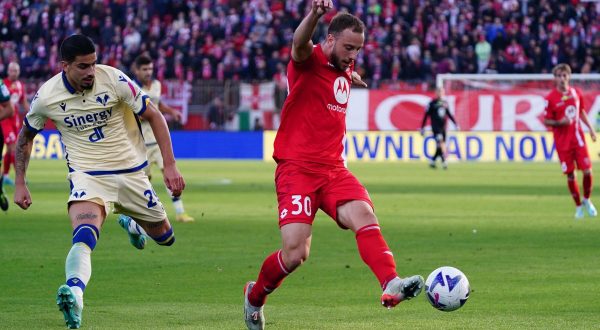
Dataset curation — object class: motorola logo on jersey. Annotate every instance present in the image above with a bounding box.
[333,76,349,104]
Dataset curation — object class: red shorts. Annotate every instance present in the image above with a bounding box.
[275,160,373,229]
[557,145,591,174]
[1,113,20,145]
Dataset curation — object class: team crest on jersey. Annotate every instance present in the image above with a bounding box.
[333,76,350,104]
[95,93,109,106]
[565,105,577,120]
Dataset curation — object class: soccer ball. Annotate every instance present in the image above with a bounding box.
[425,266,470,312]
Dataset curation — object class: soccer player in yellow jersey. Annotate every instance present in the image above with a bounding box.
[13,34,185,329]
[132,54,194,222]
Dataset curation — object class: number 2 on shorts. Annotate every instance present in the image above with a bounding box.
[144,189,158,208]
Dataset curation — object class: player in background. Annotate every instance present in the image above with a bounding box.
[132,54,194,222]
[420,87,458,169]
[1,62,29,186]
[13,34,185,328]
[0,79,14,211]
[243,2,423,329]
[543,63,597,219]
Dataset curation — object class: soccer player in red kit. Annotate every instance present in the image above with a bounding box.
[243,1,424,329]
[1,62,29,186]
[544,63,597,219]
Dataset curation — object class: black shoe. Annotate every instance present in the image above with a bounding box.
[0,189,8,211]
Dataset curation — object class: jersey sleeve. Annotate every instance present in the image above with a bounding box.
[113,69,150,116]
[290,48,318,71]
[24,92,46,132]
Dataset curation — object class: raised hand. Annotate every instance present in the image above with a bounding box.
[312,0,333,17]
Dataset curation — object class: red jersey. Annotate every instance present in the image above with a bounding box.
[273,44,353,166]
[544,87,586,152]
[1,78,25,129]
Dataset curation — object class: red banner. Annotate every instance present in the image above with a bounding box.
[365,90,600,131]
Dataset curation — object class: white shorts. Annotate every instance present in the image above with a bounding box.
[67,170,167,222]
[144,143,164,177]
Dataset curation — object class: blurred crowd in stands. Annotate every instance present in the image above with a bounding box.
[0,0,598,87]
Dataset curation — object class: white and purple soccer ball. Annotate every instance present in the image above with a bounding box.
[425,266,470,311]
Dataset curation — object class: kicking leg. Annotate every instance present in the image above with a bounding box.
[338,200,424,309]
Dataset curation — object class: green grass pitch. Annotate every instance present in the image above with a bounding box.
[1,160,600,329]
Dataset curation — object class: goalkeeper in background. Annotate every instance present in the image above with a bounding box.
[420,87,458,169]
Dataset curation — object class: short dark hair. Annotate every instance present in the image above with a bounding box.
[60,34,96,63]
[328,13,364,36]
[134,54,153,68]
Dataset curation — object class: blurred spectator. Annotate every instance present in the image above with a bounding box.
[208,96,225,130]
[475,34,491,73]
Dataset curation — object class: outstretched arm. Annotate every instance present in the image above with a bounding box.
[291,0,333,62]
[14,128,37,209]
[140,101,185,196]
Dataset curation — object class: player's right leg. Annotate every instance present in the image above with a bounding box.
[244,223,311,330]
[58,201,106,329]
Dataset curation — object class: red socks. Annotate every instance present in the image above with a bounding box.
[249,224,399,305]
[248,250,290,307]
[355,224,398,289]
[583,173,592,200]
[567,175,582,206]
[2,152,12,176]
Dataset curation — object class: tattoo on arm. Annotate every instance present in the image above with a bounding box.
[15,128,36,182]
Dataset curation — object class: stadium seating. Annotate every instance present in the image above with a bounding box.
[0,0,597,86]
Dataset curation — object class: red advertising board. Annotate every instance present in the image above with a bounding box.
[359,90,600,132]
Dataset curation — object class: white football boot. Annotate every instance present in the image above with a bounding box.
[244,281,265,330]
[381,275,424,309]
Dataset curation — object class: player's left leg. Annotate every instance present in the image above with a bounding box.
[114,171,175,247]
[323,168,423,309]
[439,132,448,169]
[577,144,596,217]
[337,201,424,308]
[581,169,597,217]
